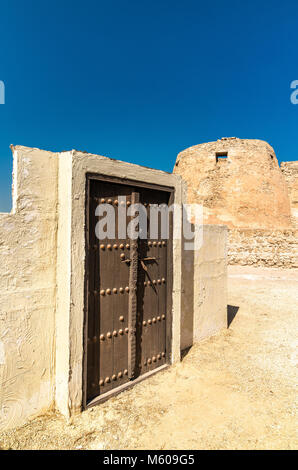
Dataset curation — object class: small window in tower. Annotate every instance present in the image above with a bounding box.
[216,152,228,162]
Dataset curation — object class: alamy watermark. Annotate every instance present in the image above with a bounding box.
[290,80,298,104]
[0,81,5,104]
[94,196,204,251]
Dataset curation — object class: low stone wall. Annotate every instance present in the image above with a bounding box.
[228,229,298,268]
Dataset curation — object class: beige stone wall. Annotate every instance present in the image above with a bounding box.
[0,146,58,432]
[281,161,298,227]
[174,138,292,230]
[181,225,227,350]
[228,229,298,268]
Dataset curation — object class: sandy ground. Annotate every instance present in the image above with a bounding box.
[0,266,297,450]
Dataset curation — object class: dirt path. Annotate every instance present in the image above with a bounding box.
[0,266,297,450]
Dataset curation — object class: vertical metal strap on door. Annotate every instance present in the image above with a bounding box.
[127,191,140,379]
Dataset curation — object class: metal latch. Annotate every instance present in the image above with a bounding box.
[139,257,157,272]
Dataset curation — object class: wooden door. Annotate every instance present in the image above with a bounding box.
[86,178,172,404]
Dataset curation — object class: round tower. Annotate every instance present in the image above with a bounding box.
[174,137,292,229]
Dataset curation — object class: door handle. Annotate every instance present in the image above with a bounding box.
[121,256,157,265]
[140,260,147,272]
[139,257,157,272]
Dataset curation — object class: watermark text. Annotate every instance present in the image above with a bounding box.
[0,81,5,104]
[94,197,204,251]
[290,80,298,104]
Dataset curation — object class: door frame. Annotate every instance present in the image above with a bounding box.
[55,150,184,419]
[83,173,175,409]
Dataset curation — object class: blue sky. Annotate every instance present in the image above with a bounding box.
[0,0,298,212]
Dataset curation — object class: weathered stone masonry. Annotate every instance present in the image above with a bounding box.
[228,229,298,268]
[174,137,292,229]
[174,137,298,269]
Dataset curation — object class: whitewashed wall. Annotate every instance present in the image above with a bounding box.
[0,146,58,431]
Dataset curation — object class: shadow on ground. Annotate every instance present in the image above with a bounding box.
[181,346,193,360]
[227,305,240,327]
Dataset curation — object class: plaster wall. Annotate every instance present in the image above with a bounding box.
[181,225,227,350]
[0,146,58,432]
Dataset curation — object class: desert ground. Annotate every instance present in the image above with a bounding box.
[0,265,297,450]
